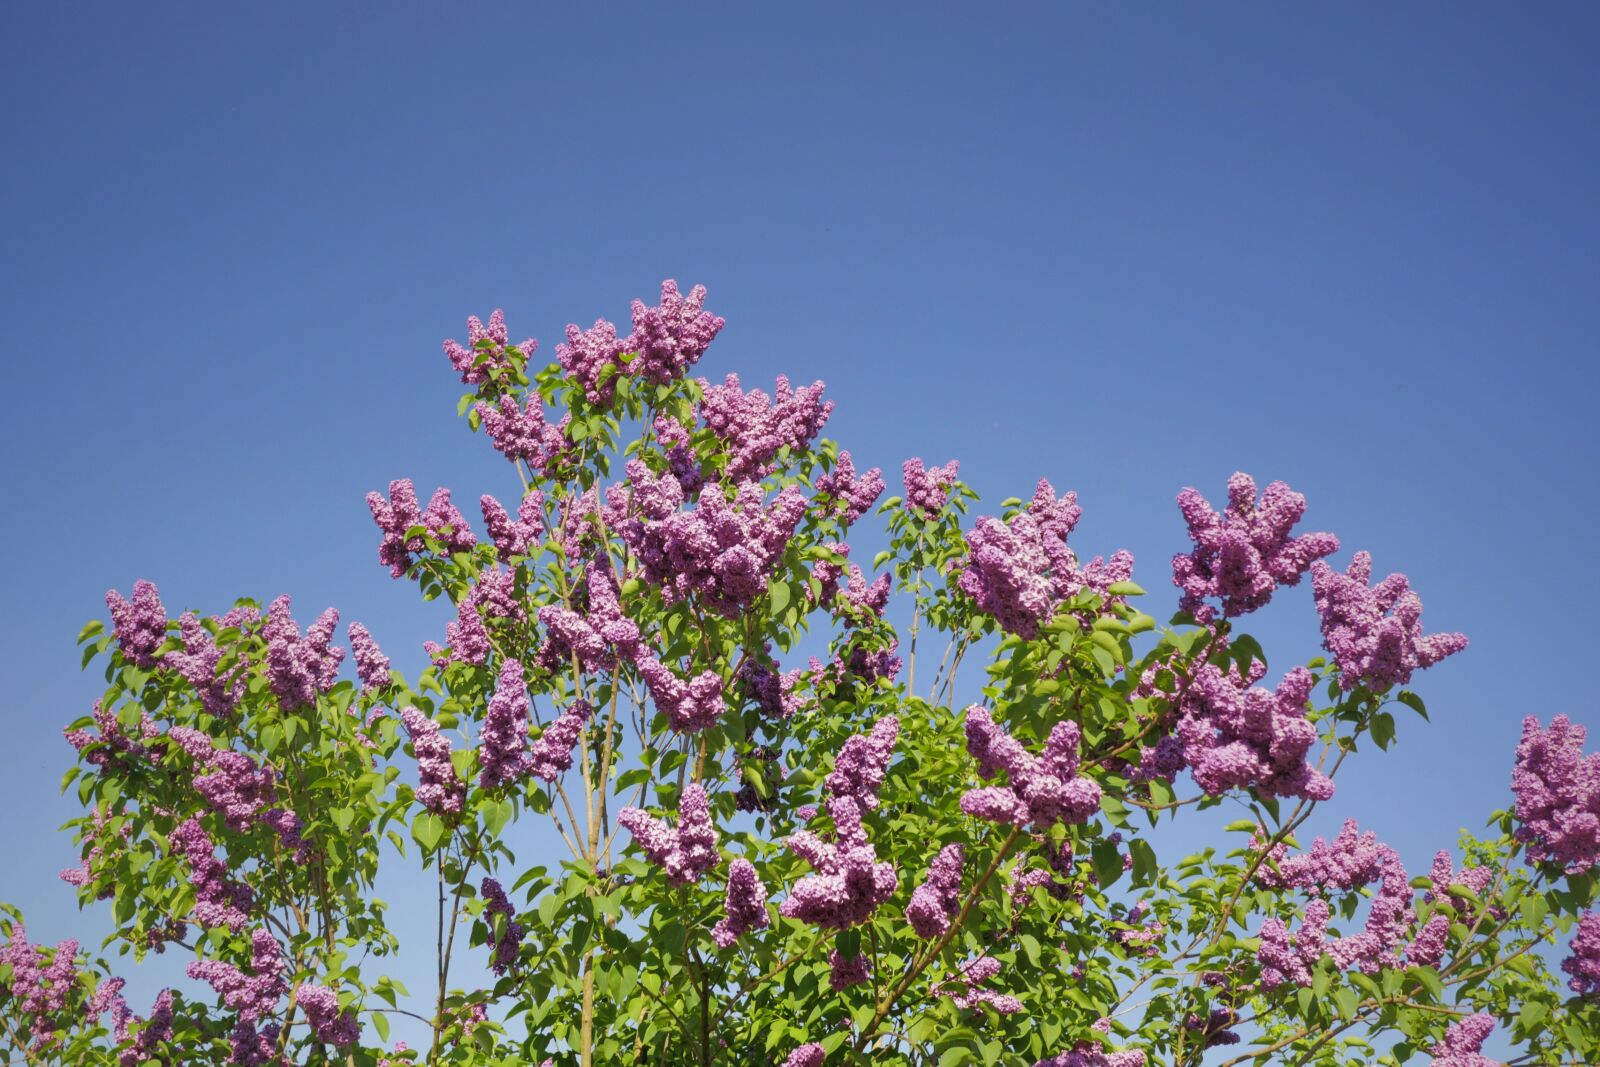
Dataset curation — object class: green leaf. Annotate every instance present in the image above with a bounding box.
[1371,711,1396,750]
[372,1010,390,1042]
[412,813,445,852]
[1106,581,1145,596]
[1091,841,1124,890]
[767,579,791,619]
[1334,986,1358,1021]
[484,798,514,838]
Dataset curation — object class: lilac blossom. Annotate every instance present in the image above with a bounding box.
[442,308,535,386]
[1425,1013,1498,1067]
[476,394,571,472]
[529,699,592,782]
[557,316,628,406]
[171,817,253,930]
[959,706,1102,830]
[828,949,871,991]
[654,414,704,491]
[106,580,167,668]
[627,280,725,386]
[1035,1048,1148,1067]
[262,597,344,709]
[369,479,476,577]
[1170,472,1339,619]
[536,560,639,673]
[839,565,890,624]
[738,654,804,720]
[1563,911,1600,997]
[481,878,526,975]
[185,929,286,1023]
[635,655,726,733]
[711,859,770,948]
[0,925,80,1050]
[347,622,391,694]
[65,700,159,773]
[400,707,465,815]
[815,450,885,525]
[479,659,533,788]
[906,843,965,939]
[902,458,960,518]
[617,783,718,886]
[1310,551,1468,691]
[296,983,358,1046]
[1511,714,1600,873]
[784,1044,826,1067]
[481,491,545,560]
[810,542,850,605]
[166,612,244,716]
[824,715,899,809]
[698,373,832,481]
[935,956,1023,1015]
[778,796,898,930]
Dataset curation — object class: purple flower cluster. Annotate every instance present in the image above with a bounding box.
[935,955,1022,1015]
[906,843,965,939]
[824,715,899,810]
[106,580,167,668]
[738,655,804,720]
[784,1044,826,1067]
[537,561,640,674]
[617,783,718,886]
[635,655,727,733]
[66,700,159,773]
[347,622,391,694]
[1170,472,1339,620]
[166,612,246,716]
[1511,714,1600,873]
[367,479,477,578]
[902,458,959,518]
[957,479,1134,638]
[1426,1013,1497,1067]
[529,699,592,782]
[171,817,254,930]
[618,463,808,618]
[815,451,885,525]
[1426,850,1494,916]
[479,659,533,789]
[711,858,770,948]
[828,949,872,991]
[296,983,358,1047]
[779,795,898,930]
[262,597,344,709]
[476,394,571,472]
[1159,662,1333,802]
[480,877,527,975]
[960,706,1102,829]
[169,727,277,831]
[839,566,891,624]
[557,281,723,404]
[400,707,465,815]
[1034,1049,1147,1067]
[481,491,545,561]
[1310,552,1468,691]
[185,928,286,1024]
[442,308,535,387]
[1,925,80,1050]
[698,373,833,482]
[1563,911,1600,997]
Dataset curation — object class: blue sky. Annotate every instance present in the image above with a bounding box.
[2,2,1597,1055]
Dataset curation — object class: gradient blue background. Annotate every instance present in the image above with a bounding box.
[3,2,1597,1057]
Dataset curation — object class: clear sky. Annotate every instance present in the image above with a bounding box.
[2,2,1597,1056]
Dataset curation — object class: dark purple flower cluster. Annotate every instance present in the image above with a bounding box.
[480,878,526,975]
[906,843,965,939]
[1511,714,1600,873]
[529,699,591,782]
[824,715,899,810]
[185,928,286,1024]
[934,955,1022,1015]
[1563,911,1600,997]
[106,580,167,668]
[779,795,898,930]
[262,597,344,710]
[815,451,885,525]
[481,491,545,561]
[698,373,833,482]
[617,783,718,886]
[1182,1008,1240,1049]
[296,983,358,1046]
[1157,661,1333,802]
[479,659,533,789]
[1170,472,1339,620]
[0,925,80,1050]
[618,462,808,618]
[1310,552,1468,691]
[476,394,571,472]
[738,654,804,720]
[65,700,159,773]
[367,479,477,578]
[443,309,535,387]
[400,707,465,815]
[828,949,871,991]
[711,858,769,948]
[171,817,254,930]
[902,458,959,518]
[960,706,1102,829]
[1426,1013,1497,1067]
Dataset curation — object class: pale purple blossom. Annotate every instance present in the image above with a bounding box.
[617,783,718,886]
[1310,551,1468,691]
[698,373,832,482]
[442,308,535,386]
[902,458,959,518]
[828,949,871,991]
[1425,1013,1498,1067]
[529,699,592,782]
[171,817,253,930]
[481,877,526,975]
[481,491,545,560]
[815,451,885,525]
[296,983,358,1047]
[262,597,344,709]
[185,929,285,1023]
[1563,911,1600,997]
[711,859,770,948]
[106,580,167,668]
[479,659,533,788]
[906,843,965,939]
[400,707,465,815]
[824,715,899,809]
[627,280,725,386]
[1511,715,1600,873]
[348,622,391,694]
[779,796,898,930]
[960,706,1102,830]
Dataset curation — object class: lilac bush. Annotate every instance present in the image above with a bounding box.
[4,280,1596,1066]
